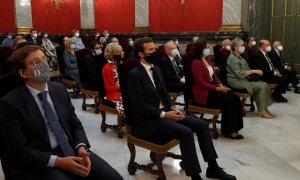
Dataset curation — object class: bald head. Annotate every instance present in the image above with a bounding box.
[259,40,271,52]
[165,40,177,57]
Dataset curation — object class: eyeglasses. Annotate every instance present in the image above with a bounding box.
[30,56,48,66]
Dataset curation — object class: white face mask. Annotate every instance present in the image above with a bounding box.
[96,33,100,37]
[171,48,179,57]
[129,40,134,46]
[193,37,199,43]
[95,48,102,55]
[277,45,283,51]
[32,33,38,38]
[226,45,231,51]
[105,33,109,38]
[251,41,256,46]
[175,40,179,45]
[266,45,272,52]
[75,32,80,37]
[7,35,12,39]
[203,48,210,57]
[238,46,245,53]
[44,34,48,38]
[70,44,76,49]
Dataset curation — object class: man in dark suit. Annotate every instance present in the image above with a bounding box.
[268,41,299,94]
[127,37,236,180]
[26,29,42,45]
[83,41,103,91]
[160,40,185,92]
[0,45,122,180]
[241,36,257,68]
[254,40,290,102]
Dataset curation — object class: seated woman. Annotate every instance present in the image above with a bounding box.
[227,38,275,119]
[102,43,124,114]
[191,39,244,139]
[63,39,81,93]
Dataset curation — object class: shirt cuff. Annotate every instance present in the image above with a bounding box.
[75,143,87,150]
[180,78,185,83]
[160,111,166,118]
[274,71,276,75]
[47,155,57,167]
[285,65,287,69]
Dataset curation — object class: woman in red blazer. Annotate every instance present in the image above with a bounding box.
[102,43,124,113]
[191,39,244,139]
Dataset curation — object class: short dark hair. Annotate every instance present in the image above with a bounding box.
[191,39,208,59]
[11,45,43,71]
[89,40,100,49]
[134,37,154,53]
[30,29,37,33]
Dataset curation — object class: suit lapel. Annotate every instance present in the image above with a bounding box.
[137,64,160,100]
[48,83,72,141]
[20,85,51,147]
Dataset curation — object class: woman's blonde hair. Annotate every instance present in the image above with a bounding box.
[104,43,124,60]
[65,38,76,53]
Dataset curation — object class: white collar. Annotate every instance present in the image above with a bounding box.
[26,83,49,97]
[140,62,154,71]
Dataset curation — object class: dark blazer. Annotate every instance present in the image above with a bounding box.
[127,63,174,138]
[0,82,90,180]
[268,48,285,71]
[83,53,99,88]
[254,49,275,78]
[160,55,183,91]
[26,36,42,45]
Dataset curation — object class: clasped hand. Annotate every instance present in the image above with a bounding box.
[55,146,91,177]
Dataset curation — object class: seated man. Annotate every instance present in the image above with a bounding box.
[0,45,122,180]
[254,40,290,102]
[83,41,103,90]
[241,36,257,68]
[160,40,185,92]
[127,37,236,180]
[26,28,42,45]
[219,39,231,84]
[268,41,299,94]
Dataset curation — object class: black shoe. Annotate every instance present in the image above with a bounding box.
[272,93,281,103]
[279,95,288,103]
[225,134,244,140]
[191,174,202,180]
[206,167,237,180]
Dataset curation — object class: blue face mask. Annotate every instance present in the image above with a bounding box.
[203,48,210,57]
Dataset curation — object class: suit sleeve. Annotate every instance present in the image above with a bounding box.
[127,71,162,118]
[0,100,52,168]
[160,57,180,82]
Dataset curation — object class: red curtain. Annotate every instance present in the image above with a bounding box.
[94,0,135,33]
[0,0,15,33]
[31,0,81,34]
[149,0,222,32]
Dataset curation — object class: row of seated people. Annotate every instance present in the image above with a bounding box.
[215,37,299,103]
[0,38,237,180]
[64,37,246,140]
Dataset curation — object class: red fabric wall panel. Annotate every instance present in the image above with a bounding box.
[31,0,81,34]
[0,0,15,33]
[95,0,135,33]
[149,0,222,32]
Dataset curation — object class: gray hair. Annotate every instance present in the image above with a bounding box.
[230,38,244,51]
[273,41,281,48]
[222,39,231,47]
[12,35,26,47]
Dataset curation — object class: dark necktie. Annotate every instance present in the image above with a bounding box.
[265,54,275,71]
[150,67,168,107]
[171,59,180,77]
[38,91,75,156]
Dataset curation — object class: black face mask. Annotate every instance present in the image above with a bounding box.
[144,51,157,64]
[113,55,122,62]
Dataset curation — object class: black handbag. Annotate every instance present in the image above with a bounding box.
[247,74,260,82]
